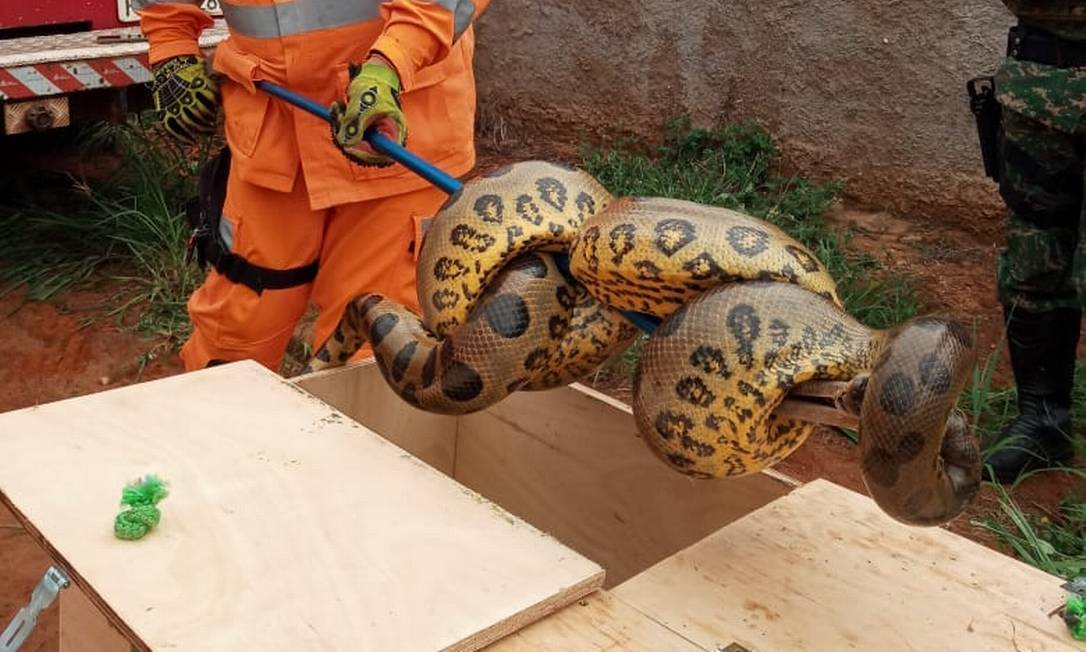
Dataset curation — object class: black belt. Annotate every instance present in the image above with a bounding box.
[1008,24,1086,68]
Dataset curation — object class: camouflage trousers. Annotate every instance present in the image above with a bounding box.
[996,108,1086,312]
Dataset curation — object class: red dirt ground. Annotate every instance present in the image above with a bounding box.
[0,146,1082,650]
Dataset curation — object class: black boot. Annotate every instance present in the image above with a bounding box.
[984,306,1080,483]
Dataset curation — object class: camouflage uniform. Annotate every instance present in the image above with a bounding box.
[994,7,1086,310]
[983,2,1084,482]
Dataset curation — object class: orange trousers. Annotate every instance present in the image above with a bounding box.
[180,164,441,372]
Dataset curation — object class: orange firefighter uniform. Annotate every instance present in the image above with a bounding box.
[135,0,490,371]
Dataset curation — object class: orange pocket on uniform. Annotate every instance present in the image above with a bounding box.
[221,82,271,158]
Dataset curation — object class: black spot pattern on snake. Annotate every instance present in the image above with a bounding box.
[726,226,770,257]
[682,252,724,280]
[333,330,345,343]
[654,219,696,256]
[434,257,469,281]
[727,304,761,369]
[768,319,790,347]
[654,411,694,442]
[656,302,690,338]
[580,225,602,271]
[690,346,731,378]
[680,435,716,457]
[524,347,550,373]
[505,225,525,250]
[431,289,459,311]
[484,294,531,338]
[574,192,598,224]
[358,294,383,316]
[516,195,544,225]
[738,381,766,406]
[548,222,565,237]
[633,260,663,280]
[785,244,821,272]
[818,290,835,302]
[483,164,513,178]
[607,223,637,264]
[676,376,716,408]
[556,285,577,310]
[473,195,504,223]
[944,320,974,348]
[450,225,496,253]
[819,323,848,348]
[895,431,927,462]
[421,347,437,388]
[800,326,818,352]
[316,347,332,362]
[779,264,799,283]
[918,353,952,394]
[401,383,419,406]
[391,341,417,383]
[369,313,398,347]
[548,315,569,340]
[441,361,484,402]
[878,373,917,417]
[536,177,568,211]
[666,453,696,470]
[862,448,899,487]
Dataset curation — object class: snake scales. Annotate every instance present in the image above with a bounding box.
[306,161,982,526]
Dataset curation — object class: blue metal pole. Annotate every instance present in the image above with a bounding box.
[255,80,662,332]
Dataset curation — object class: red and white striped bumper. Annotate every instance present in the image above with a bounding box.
[0,55,153,101]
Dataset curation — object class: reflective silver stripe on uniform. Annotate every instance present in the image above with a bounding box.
[130,0,202,10]
[221,0,381,38]
[219,214,235,251]
[424,0,476,40]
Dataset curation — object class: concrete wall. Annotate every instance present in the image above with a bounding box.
[473,1,1016,230]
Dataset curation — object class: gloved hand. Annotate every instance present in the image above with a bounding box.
[151,55,220,143]
[330,56,407,167]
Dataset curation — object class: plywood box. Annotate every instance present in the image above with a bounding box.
[2,359,1079,650]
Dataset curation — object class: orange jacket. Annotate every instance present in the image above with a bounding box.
[136,0,489,210]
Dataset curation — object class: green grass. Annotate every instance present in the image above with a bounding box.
[0,115,219,348]
[962,341,1086,581]
[582,118,919,330]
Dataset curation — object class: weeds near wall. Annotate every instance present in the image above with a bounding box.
[0,116,218,349]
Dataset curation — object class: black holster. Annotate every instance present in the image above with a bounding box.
[967,76,1003,183]
[184,147,318,294]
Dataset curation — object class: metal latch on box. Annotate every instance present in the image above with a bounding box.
[1,566,70,652]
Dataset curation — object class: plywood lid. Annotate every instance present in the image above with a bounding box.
[0,361,603,651]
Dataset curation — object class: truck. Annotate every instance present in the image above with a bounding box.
[0,1,227,136]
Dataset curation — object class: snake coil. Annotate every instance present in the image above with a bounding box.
[308,161,981,526]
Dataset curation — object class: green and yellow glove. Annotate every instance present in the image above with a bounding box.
[330,57,407,167]
[151,55,220,143]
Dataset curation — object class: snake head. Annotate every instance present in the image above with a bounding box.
[858,317,982,526]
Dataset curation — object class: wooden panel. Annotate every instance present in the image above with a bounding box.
[614,479,1078,652]
[60,585,129,652]
[455,384,796,587]
[0,361,603,652]
[293,362,458,475]
[484,590,704,652]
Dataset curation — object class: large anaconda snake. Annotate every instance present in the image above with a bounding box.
[307,161,982,526]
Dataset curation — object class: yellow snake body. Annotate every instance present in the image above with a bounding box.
[308,161,982,526]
